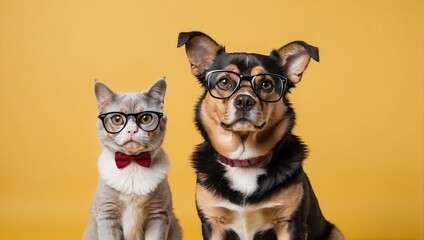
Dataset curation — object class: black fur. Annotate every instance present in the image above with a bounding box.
[253,229,277,240]
[193,134,334,239]
[192,132,305,206]
[179,31,338,240]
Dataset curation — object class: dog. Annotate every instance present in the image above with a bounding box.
[177,31,344,240]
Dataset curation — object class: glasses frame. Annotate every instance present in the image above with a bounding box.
[205,70,288,103]
[98,111,164,134]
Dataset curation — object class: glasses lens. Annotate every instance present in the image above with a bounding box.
[137,112,160,132]
[103,113,126,133]
[207,71,239,98]
[253,74,285,102]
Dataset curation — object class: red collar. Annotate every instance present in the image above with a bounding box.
[218,151,272,167]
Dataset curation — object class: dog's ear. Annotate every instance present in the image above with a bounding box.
[275,41,319,84]
[177,31,223,77]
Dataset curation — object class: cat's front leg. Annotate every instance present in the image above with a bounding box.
[144,210,170,240]
[96,210,124,240]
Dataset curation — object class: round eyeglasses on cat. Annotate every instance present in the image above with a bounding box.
[205,70,288,102]
[98,111,163,134]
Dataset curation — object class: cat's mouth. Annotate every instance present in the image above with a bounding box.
[123,140,141,148]
[121,141,146,155]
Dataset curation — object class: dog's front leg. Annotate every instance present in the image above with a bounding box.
[201,221,213,240]
[200,220,228,240]
[275,220,307,240]
[144,211,170,240]
[209,222,236,240]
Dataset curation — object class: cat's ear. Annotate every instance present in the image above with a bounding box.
[147,77,166,102]
[94,80,115,106]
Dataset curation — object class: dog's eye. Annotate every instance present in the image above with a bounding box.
[111,115,125,125]
[260,80,274,92]
[217,78,232,90]
[138,114,153,125]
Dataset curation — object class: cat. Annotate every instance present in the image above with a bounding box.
[83,77,182,240]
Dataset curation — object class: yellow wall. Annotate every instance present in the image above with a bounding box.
[0,0,422,239]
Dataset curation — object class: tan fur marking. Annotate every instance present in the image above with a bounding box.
[200,95,239,155]
[196,182,304,238]
[196,184,236,239]
[268,182,304,239]
[224,64,240,73]
[275,224,290,240]
[250,66,267,76]
[328,227,345,240]
[251,101,288,151]
[200,64,290,159]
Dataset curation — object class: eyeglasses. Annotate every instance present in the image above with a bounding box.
[205,70,288,102]
[98,111,163,134]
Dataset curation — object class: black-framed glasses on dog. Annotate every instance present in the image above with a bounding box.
[98,111,163,134]
[205,70,288,102]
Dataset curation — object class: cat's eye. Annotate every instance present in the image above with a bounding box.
[111,115,125,125]
[98,111,163,134]
[138,114,153,125]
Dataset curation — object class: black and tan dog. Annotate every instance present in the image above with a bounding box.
[177,31,344,240]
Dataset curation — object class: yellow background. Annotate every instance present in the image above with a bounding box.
[0,0,422,239]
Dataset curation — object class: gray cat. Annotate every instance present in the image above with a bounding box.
[83,78,182,240]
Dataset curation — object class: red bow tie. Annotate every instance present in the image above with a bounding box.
[218,151,272,167]
[114,151,152,169]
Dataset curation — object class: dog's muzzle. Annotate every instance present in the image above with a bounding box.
[219,93,265,131]
[234,94,256,112]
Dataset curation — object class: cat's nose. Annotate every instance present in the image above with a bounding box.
[127,126,138,135]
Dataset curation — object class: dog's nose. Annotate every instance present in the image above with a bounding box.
[234,94,256,111]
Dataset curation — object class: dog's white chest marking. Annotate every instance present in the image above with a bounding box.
[223,166,266,195]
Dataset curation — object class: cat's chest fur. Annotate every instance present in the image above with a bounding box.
[119,193,149,239]
[98,148,169,196]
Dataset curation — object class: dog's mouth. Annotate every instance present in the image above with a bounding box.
[220,118,266,131]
